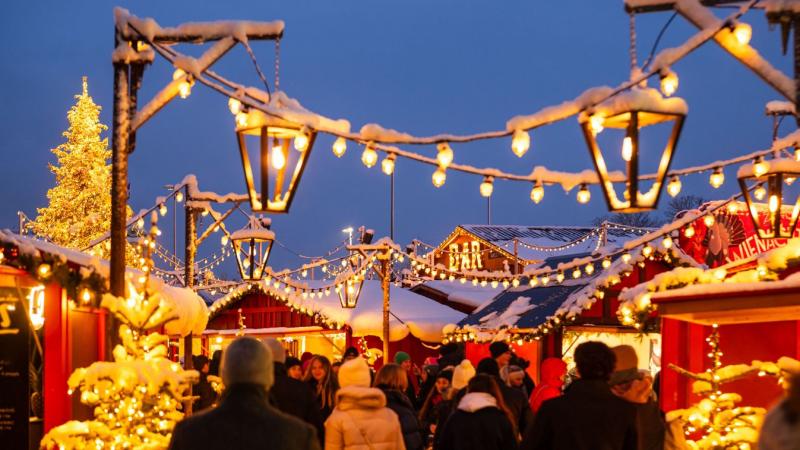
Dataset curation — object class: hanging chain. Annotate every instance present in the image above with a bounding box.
[629,12,638,78]
[274,37,281,92]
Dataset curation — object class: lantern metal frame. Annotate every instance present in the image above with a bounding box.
[230,217,275,281]
[738,166,800,239]
[580,109,685,213]
[337,273,365,309]
[236,112,317,213]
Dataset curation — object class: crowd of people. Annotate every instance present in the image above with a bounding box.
[170,338,800,450]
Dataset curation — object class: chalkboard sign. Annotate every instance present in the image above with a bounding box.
[0,286,30,450]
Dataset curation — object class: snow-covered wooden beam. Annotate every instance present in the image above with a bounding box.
[114,7,284,44]
[628,0,795,101]
[131,37,237,132]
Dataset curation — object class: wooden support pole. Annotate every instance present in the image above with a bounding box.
[183,204,197,415]
[381,255,390,365]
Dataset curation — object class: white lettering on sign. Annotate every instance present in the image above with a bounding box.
[448,241,483,271]
[0,304,20,335]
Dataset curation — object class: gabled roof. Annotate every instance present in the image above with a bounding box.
[455,223,650,263]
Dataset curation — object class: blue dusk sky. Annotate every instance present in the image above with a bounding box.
[0,1,792,275]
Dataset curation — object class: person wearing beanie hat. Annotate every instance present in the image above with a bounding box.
[506,365,528,398]
[477,357,533,439]
[324,357,405,449]
[342,346,360,362]
[169,337,320,450]
[489,342,512,379]
[418,368,455,447]
[452,360,476,391]
[395,351,421,408]
[429,361,476,448]
[609,345,665,450]
[262,338,324,444]
[285,356,303,380]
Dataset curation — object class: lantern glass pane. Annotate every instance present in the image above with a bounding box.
[738,171,800,239]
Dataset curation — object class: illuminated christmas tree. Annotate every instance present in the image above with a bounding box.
[40,214,197,450]
[667,325,797,450]
[31,77,132,259]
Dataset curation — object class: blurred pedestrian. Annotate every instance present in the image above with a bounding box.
[609,345,665,450]
[168,336,320,450]
[437,374,519,450]
[758,373,800,450]
[192,354,216,412]
[506,365,529,398]
[264,338,325,443]
[521,341,637,450]
[477,357,532,437]
[418,369,452,441]
[489,342,512,383]
[208,349,222,377]
[528,358,567,413]
[305,355,339,422]
[324,357,405,450]
[375,363,425,450]
[286,356,304,380]
[342,347,360,362]
[395,351,421,406]
[432,360,476,449]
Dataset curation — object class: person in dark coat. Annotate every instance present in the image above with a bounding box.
[609,346,665,450]
[263,338,325,443]
[208,350,222,377]
[477,357,532,437]
[192,355,217,412]
[374,363,425,450]
[521,341,638,450]
[432,360,475,450]
[168,336,320,450]
[437,374,519,450]
[437,343,464,371]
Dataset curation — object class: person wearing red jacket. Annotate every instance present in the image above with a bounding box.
[528,358,567,413]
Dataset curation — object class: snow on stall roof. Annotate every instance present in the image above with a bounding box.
[420,280,504,309]
[458,224,649,263]
[0,230,208,337]
[210,279,465,343]
[479,296,537,329]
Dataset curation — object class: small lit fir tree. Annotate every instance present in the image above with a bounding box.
[666,325,796,450]
[41,213,197,450]
[31,77,133,260]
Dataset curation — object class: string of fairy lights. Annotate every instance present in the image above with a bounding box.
[119,0,784,211]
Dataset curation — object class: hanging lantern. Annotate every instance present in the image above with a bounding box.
[737,158,800,239]
[338,274,365,309]
[235,110,317,213]
[579,88,686,213]
[231,216,275,281]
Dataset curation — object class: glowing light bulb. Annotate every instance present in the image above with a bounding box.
[271,144,286,170]
[584,263,594,275]
[294,128,310,152]
[667,176,682,197]
[221,235,229,246]
[159,204,167,216]
[432,167,447,187]
[795,147,800,162]
[709,168,724,188]
[530,181,545,204]
[602,257,611,268]
[589,114,604,135]
[572,268,581,279]
[704,214,715,227]
[662,235,673,249]
[621,252,632,264]
[511,129,531,157]
[480,177,494,198]
[754,185,767,200]
[173,69,192,99]
[38,264,51,278]
[228,97,242,115]
[786,176,796,186]
[769,194,779,213]
[684,225,695,238]
[555,271,565,283]
[381,155,396,175]
[733,22,752,46]
[577,184,591,204]
[642,245,653,257]
[235,111,248,127]
[437,142,454,168]
[175,191,184,202]
[660,71,679,97]
[727,202,739,214]
[753,158,769,178]
[362,144,378,168]
[621,137,633,162]
[333,137,347,158]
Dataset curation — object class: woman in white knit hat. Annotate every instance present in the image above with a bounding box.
[325,357,406,450]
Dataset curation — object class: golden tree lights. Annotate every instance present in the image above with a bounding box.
[579,94,686,213]
[738,158,800,239]
[235,110,317,213]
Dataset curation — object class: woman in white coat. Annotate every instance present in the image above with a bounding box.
[325,357,406,450]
